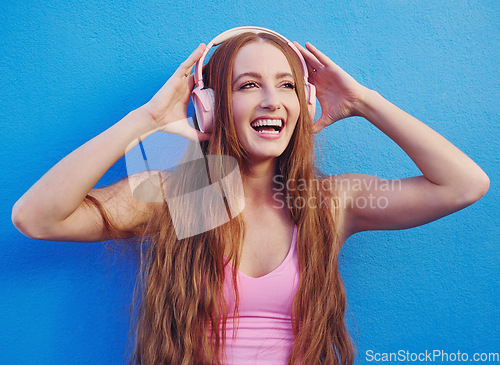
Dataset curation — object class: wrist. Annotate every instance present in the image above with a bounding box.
[352,88,382,120]
[122,107,158,135]
[113,108,162,155]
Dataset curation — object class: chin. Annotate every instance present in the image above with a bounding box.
[240,132,293,163]
[248,148,286,162]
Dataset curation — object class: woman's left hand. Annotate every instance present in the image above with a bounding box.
[293,41,370,133]
[294,43,489,238]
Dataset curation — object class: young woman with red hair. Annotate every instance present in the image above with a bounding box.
[12,29,489,364]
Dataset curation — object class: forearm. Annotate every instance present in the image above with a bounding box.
[13,107,155,224]
[355,89,489,199]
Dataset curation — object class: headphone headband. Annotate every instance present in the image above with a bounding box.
[194,26,310,89]
[191,26,316,133]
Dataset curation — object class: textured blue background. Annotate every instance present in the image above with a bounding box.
[1,1,498,364]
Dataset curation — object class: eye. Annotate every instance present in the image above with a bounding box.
[240,82,258,90]
[282,82,296,89]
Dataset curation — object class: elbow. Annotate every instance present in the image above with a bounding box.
[459,170,490,207]
[470,170,489,202]
[12,200,49,240]
[479,171,490,196]
[12,200,34,238]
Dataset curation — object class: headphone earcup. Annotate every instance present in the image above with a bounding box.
[306,83,317,121]
[192,88,215,133]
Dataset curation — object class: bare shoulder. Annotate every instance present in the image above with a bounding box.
[57,170,166,242]
[315,175,353,243]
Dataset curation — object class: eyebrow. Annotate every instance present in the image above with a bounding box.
[232,72,294,87]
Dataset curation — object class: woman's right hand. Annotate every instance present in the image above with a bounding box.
[141,43,211,141]
[12,44,213,242]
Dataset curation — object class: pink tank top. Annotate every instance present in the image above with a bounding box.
[222,226,299,364]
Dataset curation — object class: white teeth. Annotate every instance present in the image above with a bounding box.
[250,119,283,128]
[257,129,279,134]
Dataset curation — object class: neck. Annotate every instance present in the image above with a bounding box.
[242,158,280,206]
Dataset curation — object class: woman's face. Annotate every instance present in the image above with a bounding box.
[231,41,300,163]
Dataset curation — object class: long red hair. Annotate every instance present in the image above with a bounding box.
[90,32,354,364]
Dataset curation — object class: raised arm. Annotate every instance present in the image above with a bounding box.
[12,44,209,242]
[294,42,489,238]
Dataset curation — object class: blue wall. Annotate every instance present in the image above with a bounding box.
[1,1,498,364]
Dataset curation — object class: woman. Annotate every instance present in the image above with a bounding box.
[12,28,489,364]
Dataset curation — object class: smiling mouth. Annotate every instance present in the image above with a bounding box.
[250,119,284,134]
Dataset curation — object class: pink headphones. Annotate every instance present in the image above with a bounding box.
[191,26,316,133]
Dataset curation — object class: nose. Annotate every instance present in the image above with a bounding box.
[259,87,281,111]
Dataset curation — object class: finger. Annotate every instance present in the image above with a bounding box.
[312,115,332,134]
[188,74,195,90]
[312,119,326,134]
[195,130,212,141]
[304,42,342,71]
[175,127,211,142]
[304,62,317,82]
[292,42,320,82]
[159,118,212,142]
[175,43,207,78]
[184,43,206,69]
[183,45,205,76]
[293,41,324,70]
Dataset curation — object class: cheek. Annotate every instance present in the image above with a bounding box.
[286,95,301,124]
[231,95,253,127]
[293,101,300,119]
[231,97,248,140]
[231,98,243,128]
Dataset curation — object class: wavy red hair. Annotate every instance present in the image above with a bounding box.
[90,31,355,364]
